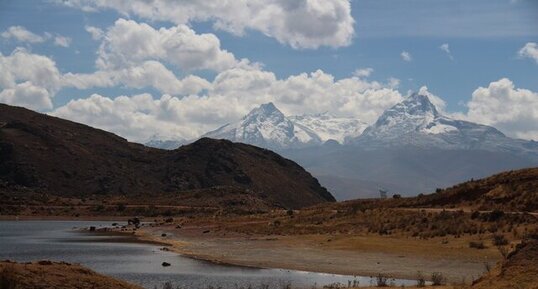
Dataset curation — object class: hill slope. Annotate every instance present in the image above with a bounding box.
[0,103,334,209]
[472,238,538,289]
[396,167,538,212]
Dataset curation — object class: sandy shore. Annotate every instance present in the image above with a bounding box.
[124,224,500,284]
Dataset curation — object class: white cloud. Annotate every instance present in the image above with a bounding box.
[518,42,538,64]
[400,51,412,62]
[54,35,72,47]
[62,61,211,95]
[0,48,62,93]
[62,19,247,96]
[353,68,373,78]
[0,48,62,111]
[58,0,355,49]
[1,26,73,49]
[0,81,53,110]
[52,68,404,142]
[439,43,453,60]
[463,78,538,140]
[1,26,47,43]
[85,25,104,40]
[51,93,195,141]
[96,18,250,72]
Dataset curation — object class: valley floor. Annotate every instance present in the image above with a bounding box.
[128,222,499,284]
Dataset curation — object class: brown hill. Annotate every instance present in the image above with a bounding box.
[395,168,538,212]
[471,238,538,289]
[0,103,334,209]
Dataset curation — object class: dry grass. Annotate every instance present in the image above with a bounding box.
[0,260,143,289]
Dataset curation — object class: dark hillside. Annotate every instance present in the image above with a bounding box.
[0,103,333,209]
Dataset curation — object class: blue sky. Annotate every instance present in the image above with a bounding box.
[0,0,537,141]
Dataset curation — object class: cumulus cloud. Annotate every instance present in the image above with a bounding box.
[96,18,250,71]
[57,0,355,49]
[0,48,62,111]
[85,25,104,40]
[439,43,453,60]
[53,68,403,142]
[51,93,195,141]
[463,78,538,140]
[62,61,211,95]
[518,42,538,64]
[1,26,47,43]
[400,51,412,62]
[0,81,53,110]
[353,68,373,78]
[63,19,248,96]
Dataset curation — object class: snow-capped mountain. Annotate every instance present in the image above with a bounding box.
[290,113,367,144]
[202,103,322,149]
[352,93,537,154]
[145,136,186,150]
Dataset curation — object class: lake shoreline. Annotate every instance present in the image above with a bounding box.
[0,216,497,285]
[100,222,496,284]
[0,219,422,289]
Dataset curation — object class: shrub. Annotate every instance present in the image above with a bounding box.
[484,210,504,222]
[431,272,445,286]
[376,274,388,287]
[492,234,508,246]
[392,194,401,199]
[416,271,426,287]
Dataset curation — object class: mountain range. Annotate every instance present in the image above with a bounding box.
[147,93,538,200]
[199,102,369,149]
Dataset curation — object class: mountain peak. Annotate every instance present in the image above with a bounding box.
[400,92,439,117]
[203,102,321,149]
[247,102,281,117]
[260,102,277,111]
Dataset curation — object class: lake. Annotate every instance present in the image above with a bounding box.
[0,220,416,289]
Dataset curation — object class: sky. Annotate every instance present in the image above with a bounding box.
[0,0,537,142]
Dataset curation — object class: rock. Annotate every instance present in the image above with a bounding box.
[128,217,140,227]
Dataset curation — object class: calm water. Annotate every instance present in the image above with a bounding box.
[0,221,415,289]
